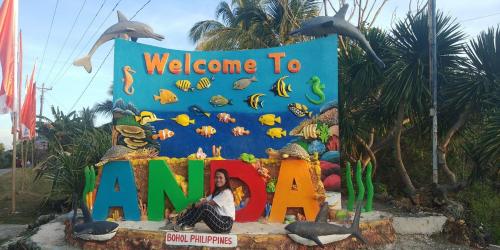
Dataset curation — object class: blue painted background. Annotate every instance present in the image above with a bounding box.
[113,37,338,158]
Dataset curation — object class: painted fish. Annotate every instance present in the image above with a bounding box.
[245,93,265,109]
[188,105,211,117]
[197,76,214,90]
[305,76,325,105]
[267,127,287,139]
[196,126,216,138]
[271,76,292,97]
[258,114,281,126]
[210,95,233,107]
[217,113,236,123]
[233,76,257,90]
[288,103,312,118]
[298,124,318,139]
[232,126,250,136]
[175,79,194,92]
[154,89,178,104]
[171,114,195,126]
[135,111,164,125]
[152,128,175,140]
[122,66,135,95]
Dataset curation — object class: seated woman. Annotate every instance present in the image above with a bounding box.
[171,169,235,233]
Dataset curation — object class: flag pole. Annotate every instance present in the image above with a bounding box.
[10,0,19,214]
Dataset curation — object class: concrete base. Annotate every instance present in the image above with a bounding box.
[66,213,396,249]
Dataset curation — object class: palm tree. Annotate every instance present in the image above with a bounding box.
[339,27,392,172]
[36,128,111,211]
[456,27,500,181]
[189,0,320,50]
[438,26,500,183]
[93,100,113,118]
[381,12,466,195]
[79,107,96,130]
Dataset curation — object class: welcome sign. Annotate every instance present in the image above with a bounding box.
[112,36,339,158]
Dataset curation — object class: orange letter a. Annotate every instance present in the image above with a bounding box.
[268,160,320,222]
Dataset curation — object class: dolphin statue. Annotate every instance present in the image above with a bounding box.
[285,202,367,247]
[72,194,119,241]
[290,4,385,68]
[74,10,165,73]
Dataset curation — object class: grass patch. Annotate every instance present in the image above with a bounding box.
[458,183,500,244]
[0,168,52,224]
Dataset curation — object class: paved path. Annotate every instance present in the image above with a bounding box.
[0,169,11,176]
[0,224,26,241]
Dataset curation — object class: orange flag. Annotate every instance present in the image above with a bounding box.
[0,0,16,114]
[20,64,36,139]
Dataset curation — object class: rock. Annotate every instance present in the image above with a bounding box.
[308,140,326,154]
[393,215,447,235]
[323,174,341,191]
[320,151,340,163]
[320,161,340,171]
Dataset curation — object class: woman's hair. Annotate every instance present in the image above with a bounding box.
[212,168,232,197]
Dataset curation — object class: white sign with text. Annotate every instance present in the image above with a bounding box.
[165,232,237,248]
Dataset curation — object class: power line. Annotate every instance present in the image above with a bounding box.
[37,0,60,82]
[75,0,124,61]
[50,0,124,88]
[69,46,113,112]
[48,0,107,88]
[43,0,88,85]
[460,11,500,23]
[131,0,151,19]
[68,0,153,112]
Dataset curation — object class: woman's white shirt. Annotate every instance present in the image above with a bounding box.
[207,189,235,220]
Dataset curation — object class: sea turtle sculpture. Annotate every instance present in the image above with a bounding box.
[96,145,134,166]
[279,143,310,161]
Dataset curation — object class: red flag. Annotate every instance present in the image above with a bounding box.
[0,0,17,114]
[20,64,36,139]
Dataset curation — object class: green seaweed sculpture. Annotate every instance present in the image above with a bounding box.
[240,153,257,164]
[355,160,365,202]
[365,162,374,212]
[82,166,96,206]
[345,161,375,212]
[317,123,329,143]
[346,162,355,211]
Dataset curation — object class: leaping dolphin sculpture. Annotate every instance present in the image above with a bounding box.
[285,202,367,247]
[74,11,165,73]
[290,4,385,68]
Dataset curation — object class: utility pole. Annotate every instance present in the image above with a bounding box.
[37,82,52,121]
[323,0,328,16]
[34,82,51,167]
[428,0,438,184]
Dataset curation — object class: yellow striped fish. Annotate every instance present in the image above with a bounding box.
[245,93,265,110]
[271,76,292,97]
[175,80,194,92]
[196,76,214,90]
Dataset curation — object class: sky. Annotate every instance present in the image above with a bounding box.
[0,0,499,149]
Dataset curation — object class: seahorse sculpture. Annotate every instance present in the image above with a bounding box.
[122,65,135,95]
[305,76,325,105]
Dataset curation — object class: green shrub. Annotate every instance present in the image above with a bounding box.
[458,183,500,244]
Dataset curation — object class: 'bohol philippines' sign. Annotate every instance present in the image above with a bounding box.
[112,36,338,158]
